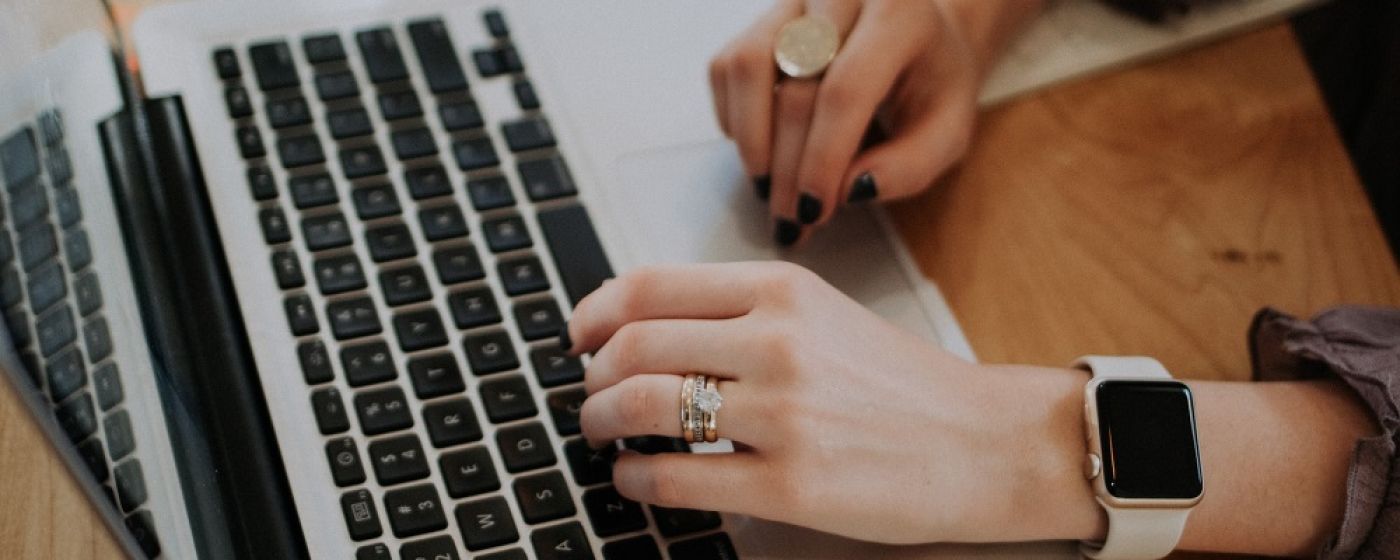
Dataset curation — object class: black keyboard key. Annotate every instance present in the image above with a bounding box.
[312,387,351,434]
[624,436,688,455]
[247,166,277,200]
[249,41,300,90]
[393,129,438,161]
[407,353,465,399]
[7,309,30,348]
[341,146,387,179]
[453,136,499,171]
[484,9,509,38]
[12,181,48,227]
[19,222,57,270]
[104,409,135,460]
[424,399,482,448]
[272,250,306,289]
[400,536,459,560]
[497,422,555,473]
[467,174,515,211]
[355,386,413,435]
[357,543,391,560]
[352,183,401,219]
[481,549,528,560]
[483,215,532,253]
[27,262,66,313]
[434,245,484,285]
[316,71,361,101]
[500,45,524,73]
[78,438,109,482]
[113,459,147,512]
[302,212,353,251]
[236,126,266,159]
[54,187,82,227]
[285,294,320,335]
[57,391,97,442]
[83,317,112,362]
[538,205,615,305]
[303,33,346,63]
[298,339,334,384]
[260,207,293,244]
[457,497,520,550]
[531,522,593,560]
[378,90,423,121]
[329,108,375,139]
[515,471,576,524]
[341,489,384,541]
[226,86,253,118]
[36,304,75,357]
[1,128,39,186]
[652,507,722,538]
[532,343,582,386]
[65,230,92,272]
[518,155,578,202]
[267,97,312,128]
[514,298,563,341]
[497,256,549,296]
[408,19,469,94]
[212,47,241,79]
[481,374,537,423]
[326,437,367,486]
[278,134,325,168]
[313,254,367,294]
[604,536,661,560]
[93,362,123,410]
[290,173,339,209]
[472,48,506,78]
[441,446,500,498]
[341,340,396,386]
[669,533,739,560]
[326,296,381,340]
[76,271,105,316]
[583,486,647,537]
[440,101,483,131]
[448,287,500,329]
[514,79,541,110]
[563,438,615,486]
[502,117,556,152]
[0,267,18,308]
[404,165,451,200]
[46,347,86,403]
[419,205,469,241]
[546,388,585,436]
[46,145,73,185]
[369,434,429,485]
[365,223,417,262]
[381,265,432,306]
[463,330,518,374]
[357,28,409,84]
[393,308,448,352]
[125,510,162,558]
[384,483,447,537]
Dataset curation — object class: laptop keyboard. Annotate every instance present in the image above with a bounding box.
[0,114,161,557]
[217,9,735,560]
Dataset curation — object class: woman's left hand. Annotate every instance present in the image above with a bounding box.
[565,262,1100,545]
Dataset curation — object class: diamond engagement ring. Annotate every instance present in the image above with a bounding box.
[698,376,722,443]
[681,373,724,443]
[774,15,841,79]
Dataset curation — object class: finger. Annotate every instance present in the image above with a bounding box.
[795,4,917,227]
[843,101,975,203]
[768,78,819,246]
[584,318,755,395]
[726,1,804,183]
[613,450,771,515]
[566,263,769,354]
[708,50,731,137]
[581,375,762,447]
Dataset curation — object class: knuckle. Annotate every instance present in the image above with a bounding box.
[646,462,687,506]
[815,77,858,113]
[609,323,648,373]
[616,380,656,427]
[730,46,769,82]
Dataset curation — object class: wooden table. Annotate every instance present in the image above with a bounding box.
[2,21,1396,559]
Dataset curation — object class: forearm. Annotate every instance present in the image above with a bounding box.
[935,0,1046,82]
[1000,366,1375,556]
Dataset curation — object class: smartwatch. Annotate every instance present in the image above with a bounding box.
[1074,356,1203,560]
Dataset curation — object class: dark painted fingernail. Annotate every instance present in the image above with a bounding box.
[797,193,822,225]
[847,172,878,203]
[753,175,771,200]
[774,219,800,247]
[559,322,573,352]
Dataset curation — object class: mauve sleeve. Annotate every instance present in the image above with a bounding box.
[1248,306,1400,559]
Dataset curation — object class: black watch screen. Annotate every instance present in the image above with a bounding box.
[1096,380,1203,499]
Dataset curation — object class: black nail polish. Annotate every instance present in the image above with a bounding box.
[753,175,771,201]
[847,172,879,203]
[774,219,800,247]
[797,193,822,225]
[558,322,573,351]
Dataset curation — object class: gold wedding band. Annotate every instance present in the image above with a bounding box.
[680,373,724,443]
[774,15,841,79]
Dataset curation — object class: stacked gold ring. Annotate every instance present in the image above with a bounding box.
[680,373,723,443]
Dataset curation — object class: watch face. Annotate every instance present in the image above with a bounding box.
[1096,380,1203,500]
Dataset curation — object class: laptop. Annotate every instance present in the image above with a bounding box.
[0,0,1314,558]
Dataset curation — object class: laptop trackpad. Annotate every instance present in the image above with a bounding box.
[605,140,943,344]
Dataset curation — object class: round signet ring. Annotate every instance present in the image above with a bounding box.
[774,15,841,79]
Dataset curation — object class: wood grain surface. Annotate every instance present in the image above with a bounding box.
[1,17,1394,560]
